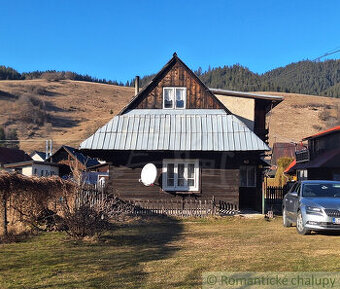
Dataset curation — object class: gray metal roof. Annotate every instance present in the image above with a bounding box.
[80,109,270,152]
[210,88,284,101]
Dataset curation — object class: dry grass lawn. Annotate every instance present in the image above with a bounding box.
[0,217,339,288]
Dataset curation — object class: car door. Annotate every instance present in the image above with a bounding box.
[291,184,302,218]
[285,183,300,218]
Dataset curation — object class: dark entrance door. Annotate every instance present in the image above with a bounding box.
[239,187,258,210]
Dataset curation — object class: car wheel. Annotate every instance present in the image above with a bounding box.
[282,208,292,227]
[296,211,311,235]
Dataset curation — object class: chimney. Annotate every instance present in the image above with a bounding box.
[45,140,49,160]
[135,76,140,95]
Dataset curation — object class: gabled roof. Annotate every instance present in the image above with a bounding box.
[271,142,303,166]
[210,88,284,102]
[302,125,340,141]
[4,160,59,169]
[119,53,231,115]
[80,109,270,152]
[49,145,100,168]
[30,151,47,160]
[0,147,31,165]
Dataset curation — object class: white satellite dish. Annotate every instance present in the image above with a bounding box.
[140,163,157,186]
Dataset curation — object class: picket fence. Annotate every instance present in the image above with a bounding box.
[76,190,239,217]
[264,186,288,213]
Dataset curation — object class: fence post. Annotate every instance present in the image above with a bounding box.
[212,196,216,215]
[262,187,265,215]
[262,182,266,215]
[1,192,8,237]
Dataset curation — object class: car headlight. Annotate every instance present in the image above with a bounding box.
[306,206,323,215]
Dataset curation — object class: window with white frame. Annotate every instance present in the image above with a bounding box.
[162,159,199,191]
[163,87,186,109]
[240,166,256,187]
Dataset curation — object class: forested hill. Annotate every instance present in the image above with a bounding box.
[140,59,340,98]
[1,59,339,97]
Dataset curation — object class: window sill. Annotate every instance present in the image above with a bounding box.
[162,189,200,194]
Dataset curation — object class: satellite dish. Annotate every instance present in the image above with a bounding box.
[140,163,157,186]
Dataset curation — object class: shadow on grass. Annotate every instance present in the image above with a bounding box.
[313,230,340,236]
[0,213,184,288]
[93,216,184,287]
[9,216,184,289]
[0,90,19,100]
[48,115,80,128]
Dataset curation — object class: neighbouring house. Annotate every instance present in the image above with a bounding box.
[0,147,32,168]
[30,151,48,162]
[266,142,303,178]
[80,53,283,211]
[212,89,282,143]
[4,160,59,177]
[86,162,110,188]
[285,125,340,181]
[47,145,100,178]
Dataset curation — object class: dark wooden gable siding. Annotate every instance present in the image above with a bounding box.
[120,54,228,112]
[136,60,225,109]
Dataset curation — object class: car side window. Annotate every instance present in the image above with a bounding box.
[296,184,301,196]
[288,183,297,194]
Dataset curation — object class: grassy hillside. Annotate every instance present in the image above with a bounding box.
[0,79,339,153]
[0,79,134,152]
[257,91,340,145]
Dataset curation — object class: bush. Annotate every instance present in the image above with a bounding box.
[27,85,48,95]
[61,205,109,239]
[274,157,294,186]
[16,94,48,125]
[41,72,64,82]
[319,110,331,121]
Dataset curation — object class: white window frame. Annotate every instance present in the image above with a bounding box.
[162,87,187,109]
[162,159,199,192]
[240,165,256,187]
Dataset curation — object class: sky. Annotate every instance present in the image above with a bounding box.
[0,0,339,82]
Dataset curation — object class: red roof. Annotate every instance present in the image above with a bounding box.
[285,148,340,174]
[303,126,340,141]
[284,159,296,174]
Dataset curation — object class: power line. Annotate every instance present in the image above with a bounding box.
[231,46,340,89]
[313,47,340,62]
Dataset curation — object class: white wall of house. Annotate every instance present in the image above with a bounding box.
[22,163,59,177]
[22,166,33,176]
[216,94,255,130]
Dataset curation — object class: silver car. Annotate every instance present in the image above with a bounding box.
[282,180,340,235]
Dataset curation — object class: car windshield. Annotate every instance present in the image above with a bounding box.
[302,183,340,198]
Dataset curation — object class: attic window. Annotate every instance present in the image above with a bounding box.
[163,87,186,109]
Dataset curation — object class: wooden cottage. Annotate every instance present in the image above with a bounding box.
[47,145,100,178]
[80,53,282,211]
[286,126,340,181]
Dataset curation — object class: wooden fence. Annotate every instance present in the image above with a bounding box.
[264,185,288,213]
[75,190,239,217]
[131,199,239,217]
[75,189,106,208]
